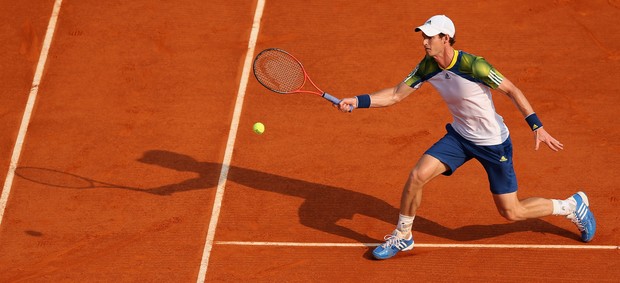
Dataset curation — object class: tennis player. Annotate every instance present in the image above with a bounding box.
[337,15,596,260]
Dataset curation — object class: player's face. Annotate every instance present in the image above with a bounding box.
[422,33,445,56]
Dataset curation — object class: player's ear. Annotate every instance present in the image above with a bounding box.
[439,33,450,44]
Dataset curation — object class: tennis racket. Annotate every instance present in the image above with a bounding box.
[253,48,345,107]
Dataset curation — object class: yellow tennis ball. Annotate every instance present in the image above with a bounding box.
[253,122,265,134]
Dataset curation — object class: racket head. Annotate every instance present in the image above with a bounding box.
[253,48,307,94]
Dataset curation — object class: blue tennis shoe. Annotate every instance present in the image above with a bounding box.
[568,191,596,242]
[373,230,414,260]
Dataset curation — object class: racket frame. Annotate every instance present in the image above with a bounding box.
[253,48,341,105]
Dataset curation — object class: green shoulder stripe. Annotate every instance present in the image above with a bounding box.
[403,56,441,87]
[458,52,505,89]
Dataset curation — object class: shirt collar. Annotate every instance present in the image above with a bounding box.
[442,49,459,70]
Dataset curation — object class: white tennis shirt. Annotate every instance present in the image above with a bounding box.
[404,50,510,146]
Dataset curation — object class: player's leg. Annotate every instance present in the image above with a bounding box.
[373,126,467,260]
[492,192,553,221]
[479,137,596,242]
[400,154,449,216]
[373,154,448,260]
[395,154,449,240]
[492,191,596,242]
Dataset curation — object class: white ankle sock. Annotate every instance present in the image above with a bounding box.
[396,214,415,235]
[552,199,575,216]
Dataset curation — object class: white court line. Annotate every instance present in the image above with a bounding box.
[0,0,63,229]
[195,0,266,282]
[216,241,620,250]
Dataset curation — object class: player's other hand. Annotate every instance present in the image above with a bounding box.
[534,128,564,151]
[336,97,357,112]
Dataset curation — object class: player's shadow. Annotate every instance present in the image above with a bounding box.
[137,150,578,243]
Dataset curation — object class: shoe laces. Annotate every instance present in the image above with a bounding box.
[568,212,585,232]
[381,233,405,248]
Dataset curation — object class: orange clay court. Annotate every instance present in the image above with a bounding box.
[0,0,619,282]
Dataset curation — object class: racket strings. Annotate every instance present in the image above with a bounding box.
[254,50,305,93]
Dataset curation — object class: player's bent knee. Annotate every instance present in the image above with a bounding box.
[497,208,523,221]
[409,167,433,186]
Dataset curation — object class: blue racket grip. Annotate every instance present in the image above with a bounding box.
[323,92,353,112]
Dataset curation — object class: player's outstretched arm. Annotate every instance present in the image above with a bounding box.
[337,82,415,112]
[498,78,564,151]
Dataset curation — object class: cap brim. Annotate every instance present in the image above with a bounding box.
[415,25,441,36]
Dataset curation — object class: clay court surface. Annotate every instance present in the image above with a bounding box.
[1,0,619,281]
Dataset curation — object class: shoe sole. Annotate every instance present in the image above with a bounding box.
[402,243,414,251]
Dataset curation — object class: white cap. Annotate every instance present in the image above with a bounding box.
[415,15,455,37]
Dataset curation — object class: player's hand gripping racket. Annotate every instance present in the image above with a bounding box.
[253,48,348,109]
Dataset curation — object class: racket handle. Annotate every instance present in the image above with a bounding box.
[323,92,354,112]
[322,92,341,104]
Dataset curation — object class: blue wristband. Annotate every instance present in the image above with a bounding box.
[356,94,371,108]
[525,113,543,131]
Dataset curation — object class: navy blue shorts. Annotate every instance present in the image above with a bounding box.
[425,124,518,195]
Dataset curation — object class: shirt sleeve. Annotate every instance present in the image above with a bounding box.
[470,57,505,89]
[403,57,435,89]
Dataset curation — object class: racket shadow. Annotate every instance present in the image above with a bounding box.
[138,150,578,243]
[14,166,217,196]
[14,166,145,192]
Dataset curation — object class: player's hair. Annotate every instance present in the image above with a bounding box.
[439,33,456,46]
